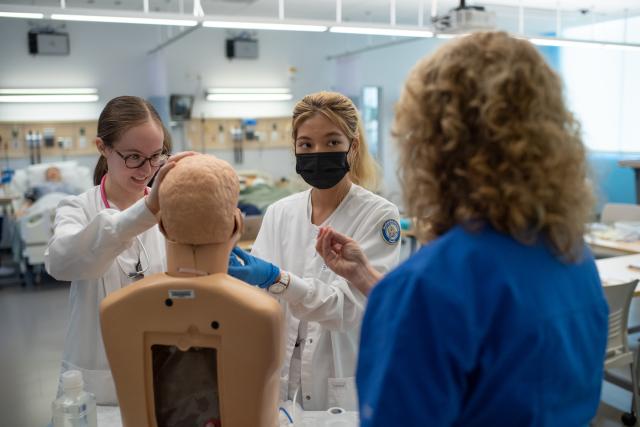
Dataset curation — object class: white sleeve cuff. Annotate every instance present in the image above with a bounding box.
[280,272,311,303]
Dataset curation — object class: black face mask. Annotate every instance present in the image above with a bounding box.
[295,150,350,190]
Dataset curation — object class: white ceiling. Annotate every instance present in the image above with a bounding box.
[1,0,639,28]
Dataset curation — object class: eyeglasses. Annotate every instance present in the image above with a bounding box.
[113,149,169,169]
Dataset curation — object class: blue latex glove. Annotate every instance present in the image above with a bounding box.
[228,251,242,267]
[228,247,280,289]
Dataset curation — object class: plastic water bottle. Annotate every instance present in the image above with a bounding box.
[51,370,97,427]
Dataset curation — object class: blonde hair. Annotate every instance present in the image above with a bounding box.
[394,32,593,261]
[292,91,380,191]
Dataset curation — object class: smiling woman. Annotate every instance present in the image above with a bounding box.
[93,96,172,208]
[44,95,194,405]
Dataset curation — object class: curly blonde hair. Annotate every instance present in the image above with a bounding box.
[395,32,593,261]
[292,91,380,191]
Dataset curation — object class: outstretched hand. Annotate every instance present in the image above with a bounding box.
[315,227,382,296]
[316,227,367,279]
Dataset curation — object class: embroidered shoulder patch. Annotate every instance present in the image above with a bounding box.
[381,219,401,245]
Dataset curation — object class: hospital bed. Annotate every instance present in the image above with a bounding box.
[9,161,92,285]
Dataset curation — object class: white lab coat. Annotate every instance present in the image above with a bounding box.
[251,184,401,411]
[45,185,166,404]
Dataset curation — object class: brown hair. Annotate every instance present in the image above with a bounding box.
[93,96,172,185]
[394,31,593,261]
[292,91,380,191]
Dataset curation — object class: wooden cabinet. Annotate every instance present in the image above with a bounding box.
[0,121,98,158]
[185,117,292,151]
[0,116,292,159]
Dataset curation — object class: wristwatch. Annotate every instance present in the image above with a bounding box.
[268,271,290,294]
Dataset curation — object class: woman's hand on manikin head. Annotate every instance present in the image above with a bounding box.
[145,151,197,215]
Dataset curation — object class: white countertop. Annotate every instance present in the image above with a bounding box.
[596,253,640,290]
[96,402,358,427]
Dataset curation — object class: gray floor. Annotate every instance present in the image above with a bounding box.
[1,255,638,427]
[0,276,68,427]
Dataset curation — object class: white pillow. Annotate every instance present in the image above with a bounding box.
[26,161,78,187]
[74,167,93,191]
[9,169,29,197]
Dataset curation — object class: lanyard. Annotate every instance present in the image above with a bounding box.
[100,174,149,209]
[99,174,151,280]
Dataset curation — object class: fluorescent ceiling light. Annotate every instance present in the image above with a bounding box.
[530,38,598,48]
[206,94,293,102]
[0,88,97,95]
[0,88,99,103]
[206,88,292,102]
[434,34,458,39]
[0,11,43,19]
[51,13,198,26]
[529,37,640,51]
[205,88,292,102]
[600,43,640,52]
[0,95,99,103]
[203,20,326,32]
[435,33,469,39]
[207,88,290,94]
[330,26,433,38]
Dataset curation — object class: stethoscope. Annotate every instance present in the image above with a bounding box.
[100,174,151,280]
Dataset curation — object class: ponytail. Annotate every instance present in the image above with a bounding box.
[93,156,108,186]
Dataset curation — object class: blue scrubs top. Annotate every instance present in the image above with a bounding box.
[357,225,608,427]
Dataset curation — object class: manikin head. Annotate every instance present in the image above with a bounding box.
[158,154,241,246]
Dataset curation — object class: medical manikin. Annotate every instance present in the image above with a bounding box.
[100,155,283,427]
